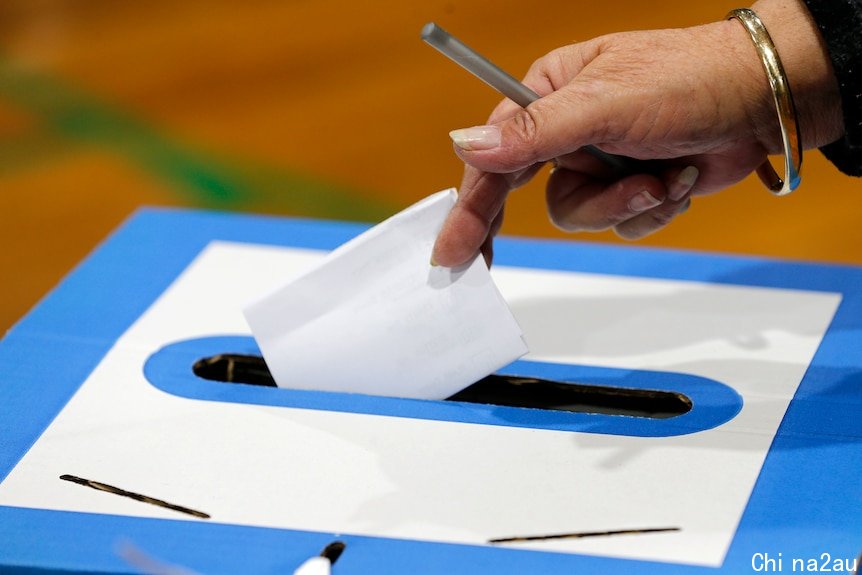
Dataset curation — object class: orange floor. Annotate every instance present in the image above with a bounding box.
[1,0,860,333]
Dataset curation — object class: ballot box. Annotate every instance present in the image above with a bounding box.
[1,208,860,574]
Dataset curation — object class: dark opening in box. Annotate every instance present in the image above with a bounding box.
[193,353,692,419]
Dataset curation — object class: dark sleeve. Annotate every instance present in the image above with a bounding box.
[800,0,862,176]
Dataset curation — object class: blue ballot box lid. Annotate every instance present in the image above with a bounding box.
[0,207,860,574]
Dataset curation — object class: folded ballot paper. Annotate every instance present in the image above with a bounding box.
[243,189,528,400]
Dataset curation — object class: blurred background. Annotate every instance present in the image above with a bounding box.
[1,0,859,334]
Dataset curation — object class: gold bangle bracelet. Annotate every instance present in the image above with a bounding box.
[728,8,802,196]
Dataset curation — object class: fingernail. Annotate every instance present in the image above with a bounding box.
[669,166,699,201]
[628,190,662,213]
[449,125,501,151]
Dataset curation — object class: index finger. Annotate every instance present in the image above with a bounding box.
[432,166,510,267]
[431,55,561,267]
[430,97,535,268]
[432,161,543,267]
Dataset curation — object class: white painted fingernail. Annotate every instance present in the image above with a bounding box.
[628,190,662,213]
[669,166,699,201]
[449,125,501,151]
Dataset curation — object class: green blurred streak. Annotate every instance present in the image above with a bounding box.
[0,62,397,222]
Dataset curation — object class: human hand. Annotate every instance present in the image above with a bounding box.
[431,0,842,267]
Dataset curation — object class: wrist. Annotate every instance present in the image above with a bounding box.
[707,17,778,152]
[743,0,843,149]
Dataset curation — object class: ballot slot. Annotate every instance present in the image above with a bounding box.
[145,336,743,436]
[192,353,692,419]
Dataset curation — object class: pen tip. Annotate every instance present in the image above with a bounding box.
[421,22,444,42]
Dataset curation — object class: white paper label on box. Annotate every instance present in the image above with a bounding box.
[0,241,841,567]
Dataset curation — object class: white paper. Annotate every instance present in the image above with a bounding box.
[243,189,528,400]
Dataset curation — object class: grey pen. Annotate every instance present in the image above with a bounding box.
[421,22,649,177]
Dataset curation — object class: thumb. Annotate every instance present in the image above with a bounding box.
[449,86,607,174]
